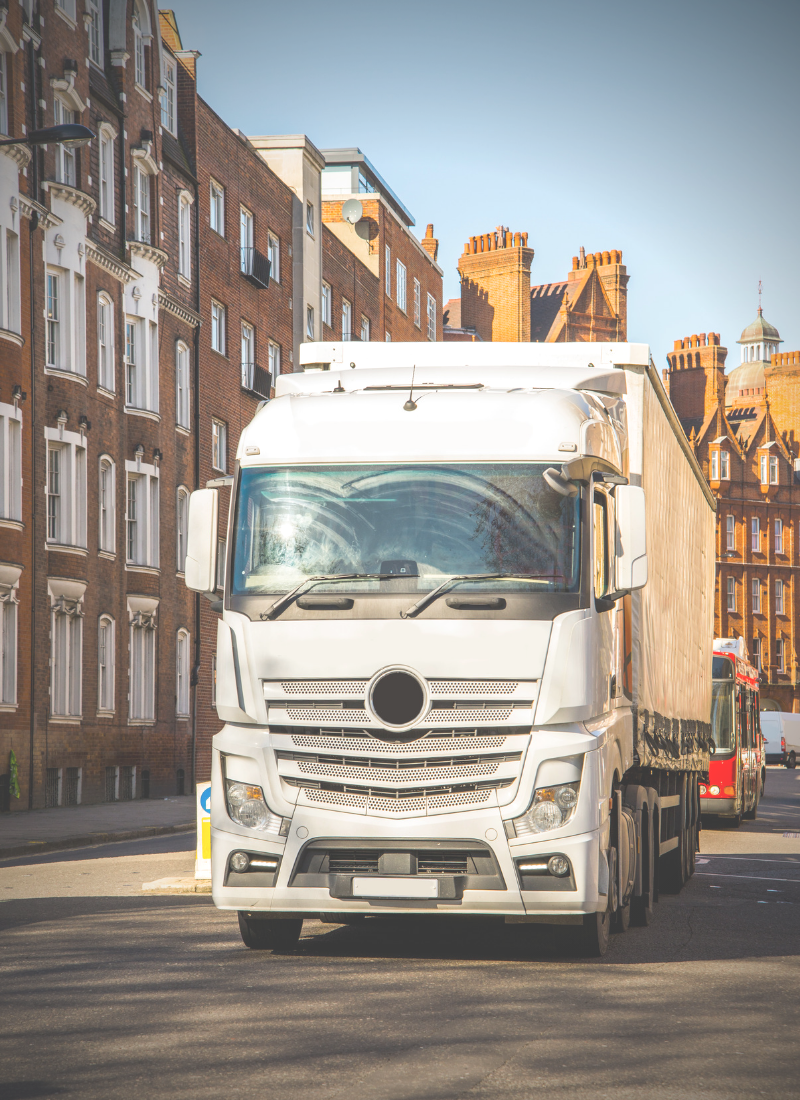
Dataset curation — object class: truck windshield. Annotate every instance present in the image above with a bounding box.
[231,463,581,596]
[711,682,736,754]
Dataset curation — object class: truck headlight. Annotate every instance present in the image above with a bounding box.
[225,780,290,836]
[508,782,580,838]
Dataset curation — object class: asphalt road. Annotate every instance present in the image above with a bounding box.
[1,770,799,1100]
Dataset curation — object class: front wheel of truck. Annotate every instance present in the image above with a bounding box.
[238,913,303,951]
[576,900,611,957]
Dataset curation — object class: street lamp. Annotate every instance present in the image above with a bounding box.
[0,124,95,148]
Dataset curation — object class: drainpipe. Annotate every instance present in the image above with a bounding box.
[27,30,39,809]
[191,184,201,794]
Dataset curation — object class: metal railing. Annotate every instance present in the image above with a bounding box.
[241,362,272,400]
[240,247,271,289]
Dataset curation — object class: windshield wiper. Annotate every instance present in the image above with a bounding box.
[261,572,417,621]
[401,574,547,619]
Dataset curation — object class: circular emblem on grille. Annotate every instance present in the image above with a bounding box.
[368,667,428,741]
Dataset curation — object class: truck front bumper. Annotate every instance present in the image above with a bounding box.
[700,796,736,815]
[210,806,604,919]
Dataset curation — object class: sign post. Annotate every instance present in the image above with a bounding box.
[195,782,211,880]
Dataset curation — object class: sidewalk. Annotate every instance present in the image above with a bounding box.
[0,796,196,859]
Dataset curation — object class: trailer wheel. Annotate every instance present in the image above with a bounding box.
[631,810,654,926]
[661,777,688,894]
[238,913,303,951]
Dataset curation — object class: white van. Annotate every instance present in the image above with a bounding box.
[760,711,800,768]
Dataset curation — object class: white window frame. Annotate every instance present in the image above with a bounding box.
[720,450,730,480]
[98,455,116,554]
[240,205,253,274]
[211,419,227,473]
[321,281,331,328]
[752,577,760,614]
[342,298,352,340]
[176,629,190,716]
[54,97,76,186]
[306,201,314,237]
[385,246,391,297]
[396,261,407,313]
[760,454,768,485]
[726,576,735,612]
[176,487,189,573]
[175,340,190,428]
[751,516,760,552]
[129,602,157,723]
[46,268,66,371]
[776,579,784,616]
[50,585,84,719]
[241,321,254,389]
[133,163,151,243]
[97,614,115,714]
[413,278,421,328]
[124,317,158,413]
[1,225,21,335]
[770,455,779,485]
[306,305,314,341]
[45,427,87,549]
[210,179,225,236]
[267,232,280,282]
[427,293,436,341]
[360,315,370,343]
[775,518,783,554]
[211,300,226,355]
[98,126,116,224]
[160,53,177,135]
[726,514,734,552]
[0,568,20,707]
[0,402,22,523]
[710,451,719,481]
[97,293,114,392]
[776,637,784,673]
[178,190,192,278]
[752,636,761,671]
[133,1,146,89]
[87,0,103,68]
[124,459,159,568]
[268,340,280,380]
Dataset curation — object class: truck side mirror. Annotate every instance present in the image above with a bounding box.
[615,484,647,592]
[185,488,219,594]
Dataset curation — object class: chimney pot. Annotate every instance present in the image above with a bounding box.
[514,232,521,247]
[691,334,698,348]
[572,256,579,270]
[674,339,682,351]
[425,224,434,238]
[700,333,707,346]
[594,252,602,264]
[602,251,610,265]
[522,232,528,246]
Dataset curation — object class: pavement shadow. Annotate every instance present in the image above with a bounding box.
[0,894,211,932]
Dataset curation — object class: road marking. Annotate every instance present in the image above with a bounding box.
[701,855,800,865]
[695,872,800,884]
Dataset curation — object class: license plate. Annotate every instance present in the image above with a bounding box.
[352,877,439,899]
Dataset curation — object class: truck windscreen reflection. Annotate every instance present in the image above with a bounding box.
[231,463,580,596]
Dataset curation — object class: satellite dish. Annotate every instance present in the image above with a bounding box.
[342,198,363,225]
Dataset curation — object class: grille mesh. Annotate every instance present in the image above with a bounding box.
[295,761,501,782]
[289,734,509,752]
[300,786,495,813]
[428,706,513,722]
[429,680,519,695]
[286,706,372,723]
[280,680,367,695]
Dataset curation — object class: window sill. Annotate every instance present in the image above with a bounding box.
[54,6,77,30]
[177,273,192,290]
[49,716,82,725]
[124,406,161,422]
[176,571,185,579]
[135,84,153,103]
[211,348,228,359]
[0,328,24,347]
[125,564,161,575]
[96,710,115,719]
[46,543,89,556]
[175,424,191,436]
[176,714,190,720]
[0,703,19,713]
[0,519,24,531]
[97,385,116,400]
[98,550,116,561]
[45,366,88,386]
[128,719,156,726]
[99,217,115,233]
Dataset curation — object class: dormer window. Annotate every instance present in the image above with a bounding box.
[160,55,176,135]
[133,2,147,89]
[720,451,730,479]
[710,451,719,481]
[87,0,103,68]
[133,163,150,243]
[770,456,778,484]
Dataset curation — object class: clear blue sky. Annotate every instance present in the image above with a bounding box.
[168,0,799,371]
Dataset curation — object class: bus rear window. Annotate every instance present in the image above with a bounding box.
[712,655,734,680]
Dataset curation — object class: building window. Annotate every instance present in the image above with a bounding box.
[54,98,76,186]
[752,577,760,614]
[0,575,19,705]
[178,192,192,277]
[46,432,87,548]
[268,341,280,379]
[720,450,730,479]
[776,637,784,673]
[176,629,190,716]
[175,341,190,428]
[770,455,778,484]
[385,246,391,297]
[396,261,407,313]
[240,205,254,275]
[98,615,114,713]
[726,576,735,612]
[241,322,255,389]
[760,455,768,485]
[321,282,331,328]
[133,1,146,88]
[752,636,761,671]
[268,232,280,282]
[133,164,150,243]
[87,0,103,67]
[160,54,176,135]
[726,514,734,552]
[211,300,226,355]
[99,128,115,223]
[776,579,785,616]
[209,179,225,236]
[217,538,226,590]
[51,596,83,718]
[124,318,158,412]
[751,517,760,552]
[97,294,114,391]
[775,518,783,554]
[413,278,421,328]
[130,612,156,722]
[1,227,21,335]
[0,403,22,522]
[0,52,7,136]
[361,316,370,343]
[427,293,436,341]
[125,462,159,567]
[46,272,60,368]
[342,298,352,340]
[98,457,115,553]
[211,419,227,472]
[176,487,188,572]
[306,305,314,341]
[710,451,719,481]
[306,201,314,237]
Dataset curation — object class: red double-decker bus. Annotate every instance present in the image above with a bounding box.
[700,640,762,826]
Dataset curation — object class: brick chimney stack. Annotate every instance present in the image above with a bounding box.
[457,228,535,341]
[665,332,728,424]
[567,248,629,340]
[420,224,438,263]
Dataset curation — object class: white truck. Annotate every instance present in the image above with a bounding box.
[185,341,715,956]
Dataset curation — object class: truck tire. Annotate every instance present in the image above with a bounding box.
[631,810,654,926]
[577,901,611,958]
[661,778,688,894]
[238,913,303,951]
[761,769,766,797]
[788,752,797,770]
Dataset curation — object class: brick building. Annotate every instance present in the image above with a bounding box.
[0,2,442,811]
[443,234,628,344]
[665,311,800,711]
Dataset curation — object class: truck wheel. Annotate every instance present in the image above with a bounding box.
[577,901,611,957]
[661,779,688,894]
[613,899,631,933]
[631,811,654,926]
[761,770,766,796]
[788,753,797,770]
[238,913,303,951]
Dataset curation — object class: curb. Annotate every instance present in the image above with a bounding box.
[142,876,212,894]
[0,822,195,861]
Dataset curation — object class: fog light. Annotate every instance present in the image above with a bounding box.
[723,785,735,796]
[699,784,707,794]
[548,855,570,877]
[230,851,250,873]
[709,785,720,795]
